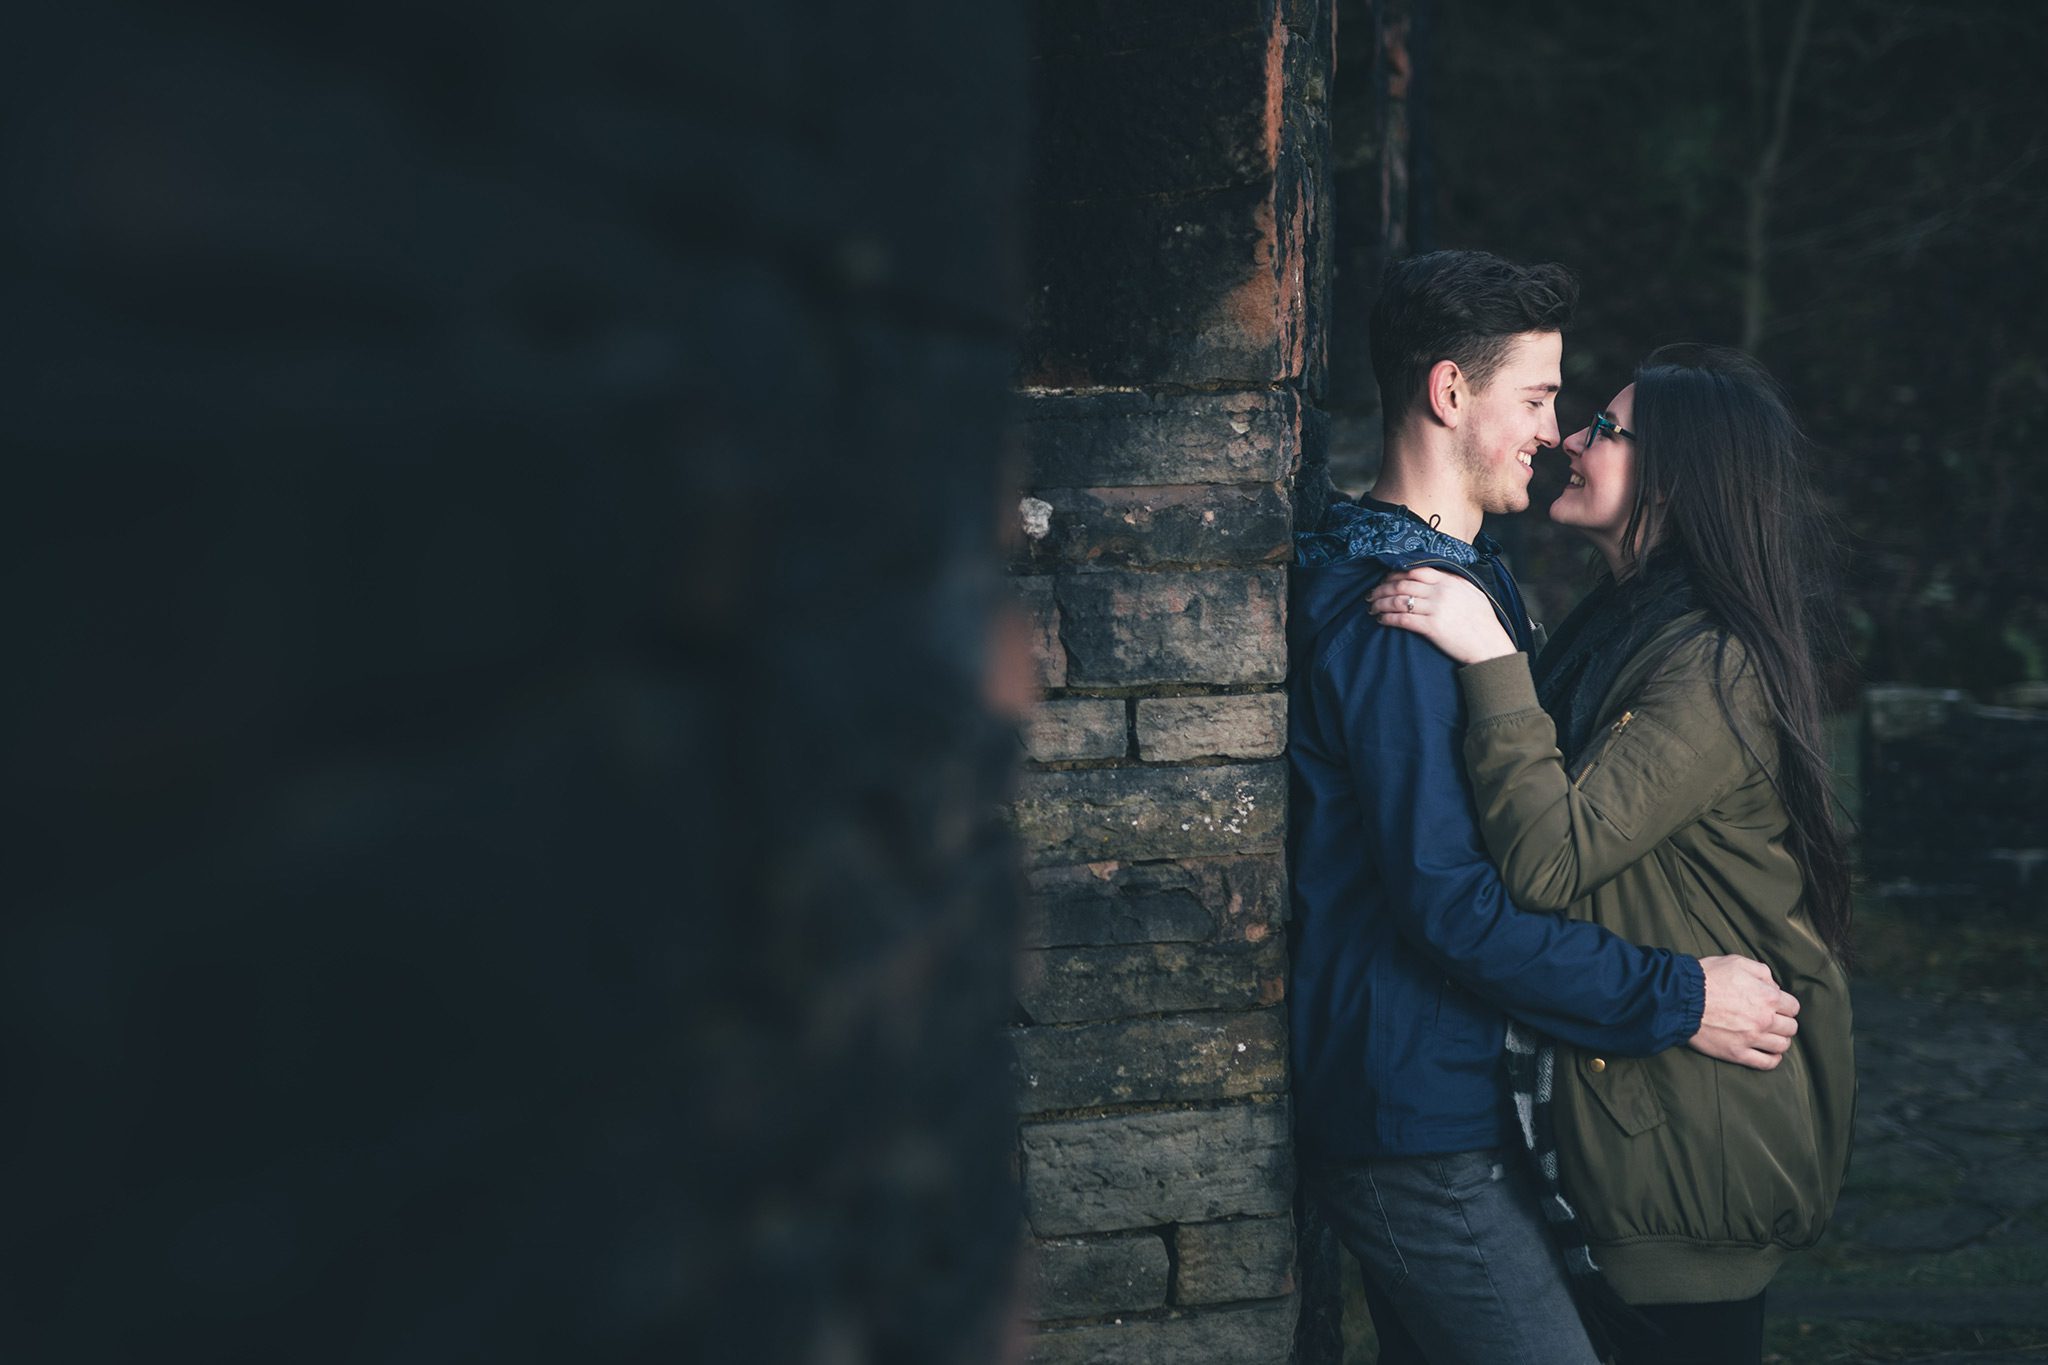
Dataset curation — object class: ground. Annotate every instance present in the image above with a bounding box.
[1763,898,2048,1363]
[1342,897,2048,1363]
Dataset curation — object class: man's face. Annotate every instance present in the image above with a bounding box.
[1453,330,1562,516]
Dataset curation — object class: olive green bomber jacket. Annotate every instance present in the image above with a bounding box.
[1457,615,1855,1305]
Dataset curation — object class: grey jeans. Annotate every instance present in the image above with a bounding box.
[1305,1149,1600,1365]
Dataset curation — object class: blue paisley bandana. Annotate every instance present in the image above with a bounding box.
[1295,497,1498,568]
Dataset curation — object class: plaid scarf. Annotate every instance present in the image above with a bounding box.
[1507,1021,1648,1355]
[1504,1023,1600,1273]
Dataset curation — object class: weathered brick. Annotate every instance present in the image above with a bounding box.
[1864,685,1966,742]
[1031,29,1277,203]
[1026,1302,1297,1365]
[1011,575,1068,689]
[1025,699,1128,762]
[1016,484,1292,572]
[1024,181,1292,389]
[1011,763,1285,864]
[1012,1009,1286,1113]
[1020,855,1286,948]
[1174,1216,1297,1305]
[1017,942,1286,1026]
[1995,682,2048,709]
[1022,1103,1292,1236]
[1135,693,1286,761]
[17,0,1034,1353]
[1018,391,1302,490]
[1033,1,1272,60]
[1024,1234,1170,1322]
[1862,684,2048,892]
[1055,570,1285,687]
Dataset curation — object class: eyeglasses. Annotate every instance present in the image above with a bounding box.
[1588,411,1636,444]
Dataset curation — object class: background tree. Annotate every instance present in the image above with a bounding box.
[1428,0,2048,690]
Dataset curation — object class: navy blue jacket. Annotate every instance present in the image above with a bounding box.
[1287,499,1705,1159]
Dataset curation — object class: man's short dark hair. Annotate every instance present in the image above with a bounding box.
[1369,250,1578,425]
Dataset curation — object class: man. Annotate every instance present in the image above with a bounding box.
[1287,250,1800,1364]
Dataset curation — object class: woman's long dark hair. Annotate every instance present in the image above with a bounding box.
[1620,344,1855,959]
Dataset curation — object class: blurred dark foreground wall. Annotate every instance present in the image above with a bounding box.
[7,3,1030,1359]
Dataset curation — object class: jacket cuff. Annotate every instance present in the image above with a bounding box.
[1456,652,1540,723]
[1672,953,1706,1043]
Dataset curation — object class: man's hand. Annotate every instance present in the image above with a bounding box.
[1687,955,1799,1070]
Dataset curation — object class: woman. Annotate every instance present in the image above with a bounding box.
[1367,344,1855,1365]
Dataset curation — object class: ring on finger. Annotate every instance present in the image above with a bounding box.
[1403,594,1416,613]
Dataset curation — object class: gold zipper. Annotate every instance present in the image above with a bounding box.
[1573,712,1636,787]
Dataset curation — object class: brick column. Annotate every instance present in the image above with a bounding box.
[1008,3,1334,1359]
[8,2,1033,1357]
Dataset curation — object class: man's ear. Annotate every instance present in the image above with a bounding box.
[1426,358,1465,429]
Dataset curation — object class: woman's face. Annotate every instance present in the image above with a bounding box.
[1550,382,1640,556]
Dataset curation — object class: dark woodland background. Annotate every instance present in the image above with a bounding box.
[1427,0,2048,692]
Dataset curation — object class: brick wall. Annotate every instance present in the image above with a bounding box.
[10,3,1031,1358]
[1008,3,1338,1359]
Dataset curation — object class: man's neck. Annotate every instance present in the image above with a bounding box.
[1368,432,1484,545]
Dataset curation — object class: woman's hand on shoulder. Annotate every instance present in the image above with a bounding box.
[1367,567,1519,666]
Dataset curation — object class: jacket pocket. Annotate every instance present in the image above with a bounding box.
[1571,710,1702,842]
[1433,976,1502,1051]
[1577,1054,1668,1137]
